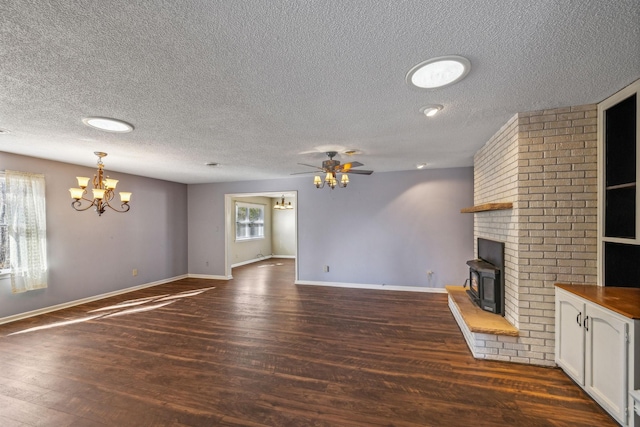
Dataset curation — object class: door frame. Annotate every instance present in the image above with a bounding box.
[224,191,298,280]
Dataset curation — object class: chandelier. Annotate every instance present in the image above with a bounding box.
[273,195,294,210]
[68,152,132,216]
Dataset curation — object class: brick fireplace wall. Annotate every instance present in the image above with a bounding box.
[474,115,520,328]
[471,104,598,366]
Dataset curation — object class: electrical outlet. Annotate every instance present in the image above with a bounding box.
[132,268,138,277]
[324,265,330,272]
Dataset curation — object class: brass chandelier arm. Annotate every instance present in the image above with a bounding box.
[70,188,97,211]
[71,198,130,215]
[99,188,130,212]
[71,199,98,212]
[105,201,131,213]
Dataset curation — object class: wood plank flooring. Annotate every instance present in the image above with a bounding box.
[0,259,616,426]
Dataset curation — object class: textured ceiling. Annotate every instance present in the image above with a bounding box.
[1,0,638,184]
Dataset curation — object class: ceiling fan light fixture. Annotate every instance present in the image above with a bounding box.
[82,117,134,133]
[406,55,471,89]
[299,151,372,190]
[420,105,443,117]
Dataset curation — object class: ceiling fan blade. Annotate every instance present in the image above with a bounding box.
[297,163,325,171]
[346,169,373,175]
[290,170,322,175]
[295,154,371,176]
[342,161,364,170]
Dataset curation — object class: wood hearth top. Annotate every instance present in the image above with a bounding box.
[446,286,519,336]
[555,284,640,319]
[460,202,513,213]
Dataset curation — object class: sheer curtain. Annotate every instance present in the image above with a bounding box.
[6,170,48,293]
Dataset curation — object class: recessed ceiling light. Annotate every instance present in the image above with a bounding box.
[406,55,471,89]
[0,128,10,135]
[205,162,219,167]
[416,163,427,169]
[82,117,134,133]
[420,105,443,117]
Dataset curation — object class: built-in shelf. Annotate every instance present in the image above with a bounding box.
[606,182,636,190]
[460,202,513,213]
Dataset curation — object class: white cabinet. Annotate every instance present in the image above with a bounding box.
[556,290,585,384]
[585,302,629,424]
[556,287,637,426]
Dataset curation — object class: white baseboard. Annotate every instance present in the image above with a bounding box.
[0,274,189,326]
[231,255,273,268]
[295,280,447,293]
[271,255,295,259]
[188,274,232,280]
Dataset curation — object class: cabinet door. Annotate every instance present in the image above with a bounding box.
[585,303,629,425]
[556,290,586,385]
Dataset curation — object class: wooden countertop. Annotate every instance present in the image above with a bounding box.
[555,284,640,319]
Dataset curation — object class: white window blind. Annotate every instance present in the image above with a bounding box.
[235,202,265,241]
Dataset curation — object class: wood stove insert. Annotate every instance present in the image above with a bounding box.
[465,238,505,316]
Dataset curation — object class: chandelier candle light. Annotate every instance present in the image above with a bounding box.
[69,152,132,216]
[274,195,294,210]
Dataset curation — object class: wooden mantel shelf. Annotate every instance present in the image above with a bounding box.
[460,202,513,213]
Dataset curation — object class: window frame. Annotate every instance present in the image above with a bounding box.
[235,201,265,242]
[0,171,8,275]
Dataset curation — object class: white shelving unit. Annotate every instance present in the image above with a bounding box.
[597,79,640,286]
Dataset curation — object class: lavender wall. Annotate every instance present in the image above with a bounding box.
[0,152,188,320]
[188,167,474,288]
[2,154,470,321]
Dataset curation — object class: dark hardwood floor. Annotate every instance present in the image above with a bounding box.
[0,259,615,426]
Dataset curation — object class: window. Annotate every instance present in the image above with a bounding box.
[235,202,264,241]
[0,172,7,272]
[2,170,48,292]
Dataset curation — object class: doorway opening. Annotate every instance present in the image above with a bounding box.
[224,191,298,281]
